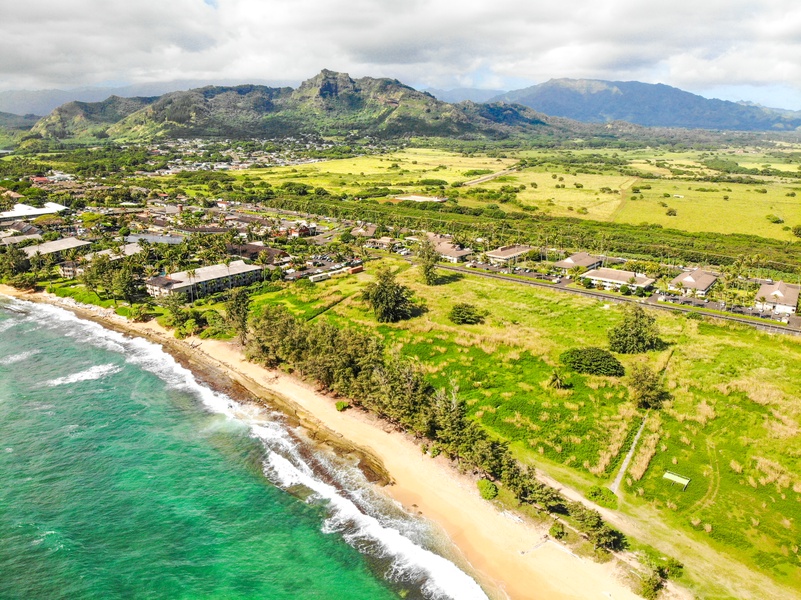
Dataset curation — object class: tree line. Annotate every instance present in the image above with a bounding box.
[243,302,626,552]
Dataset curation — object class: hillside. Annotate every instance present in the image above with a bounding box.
[0,111,42,149]
[491,79,801,131]
[31,70,558,142]
[31,95,158,140]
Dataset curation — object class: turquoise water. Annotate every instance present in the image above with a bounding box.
[0,297,488,600]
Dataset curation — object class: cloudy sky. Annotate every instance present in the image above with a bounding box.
[2,0,801,108]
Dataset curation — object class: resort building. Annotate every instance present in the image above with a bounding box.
[145,260,263,298]
[669,269,718,297]
[21,237,91,260]
[0,202,68,226]
[554,252,603,273]
[59,243,144,278]
[582,268,655,290]
[485,244,533,265]
[754,281,800,315]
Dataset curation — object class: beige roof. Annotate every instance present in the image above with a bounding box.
[486,244,533,260]
[167,260,262,286]
[756,281,800,308]
[584,267,655,288]
[84,243,144,262]
[670,269,718,291]
[22,237,91,258]
[554,252,602,270]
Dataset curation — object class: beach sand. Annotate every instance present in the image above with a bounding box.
[1,286,643,600]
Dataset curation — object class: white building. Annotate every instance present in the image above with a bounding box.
[583,267,655,290]
[146,260,263,298]
[754,281,800,315]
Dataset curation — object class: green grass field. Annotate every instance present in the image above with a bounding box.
[242,257,801,598]
[190,146,801,241]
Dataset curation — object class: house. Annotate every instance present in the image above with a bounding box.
[365,236,398,250]
[754,281,800,315]
[350,224,378,238]
[145,260,263,298]
[669,269,718,297]
[583,268,655,290]
[485,244,533,265]
[225,242,289,263]
[554,252,603,273]
[1,234,42,246]
[429,234,472,263]
[22,237,91,260]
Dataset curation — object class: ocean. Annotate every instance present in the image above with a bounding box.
[0,295,489,600]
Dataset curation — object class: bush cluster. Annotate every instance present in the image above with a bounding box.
[560,347,625,377]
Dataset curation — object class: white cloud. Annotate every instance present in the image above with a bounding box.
[1,0,800,108]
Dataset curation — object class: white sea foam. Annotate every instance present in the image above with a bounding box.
[0,319,18,334]
[264,451,488,600]
[2,295,489,600]
[0,349,40,365]
[47,363,122,386]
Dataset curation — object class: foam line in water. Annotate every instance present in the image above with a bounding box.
[0,349,40,365]
[47,363,122,386]
[264,452,488,600]
[1,296,489,600]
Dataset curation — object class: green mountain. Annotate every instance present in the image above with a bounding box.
[0,111,42,149]
[490,79,801,131]
[31,70,556,142]
[31,95,158,140]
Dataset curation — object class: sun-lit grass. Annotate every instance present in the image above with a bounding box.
[246,256,801,595]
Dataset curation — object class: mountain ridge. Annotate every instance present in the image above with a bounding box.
[31,70,559,142]
[489,79,801,131]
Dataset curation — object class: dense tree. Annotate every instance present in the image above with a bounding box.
[608,305,663,354]
[417,238,439,285]
[225,287,252,345]
[628,364,669,409]
[448,302,485,324]
[362,267,414,323]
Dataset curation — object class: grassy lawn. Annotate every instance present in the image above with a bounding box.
[246,256,801,597]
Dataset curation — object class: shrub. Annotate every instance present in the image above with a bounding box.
[766,214,784,224]
[448,302,485,324]
[549,521,566,539]
[586,485,618,508]
[560,347,625,377]
[335,401,350,412]
[477,479,498,500]
[666,208,677,216]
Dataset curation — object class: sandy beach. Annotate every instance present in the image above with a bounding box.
[0,285,643,600]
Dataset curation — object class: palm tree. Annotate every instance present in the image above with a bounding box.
[186,268,197,303]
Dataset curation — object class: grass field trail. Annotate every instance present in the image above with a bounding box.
[610,415,649,494]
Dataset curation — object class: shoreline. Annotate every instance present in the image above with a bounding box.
[0,285,642,600]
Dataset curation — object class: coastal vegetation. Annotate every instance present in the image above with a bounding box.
[4,127,801,598]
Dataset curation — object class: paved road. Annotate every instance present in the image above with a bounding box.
[436,263,801,336]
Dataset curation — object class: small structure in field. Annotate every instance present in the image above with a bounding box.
[395,195,447,203]
[663,471,691,491]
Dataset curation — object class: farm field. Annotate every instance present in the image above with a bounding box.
[148,144,801,241]
[242,257,801,597]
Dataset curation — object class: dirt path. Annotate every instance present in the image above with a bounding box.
[609,177,640,222]
[463,168,518,186]
[610,415,648,494]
